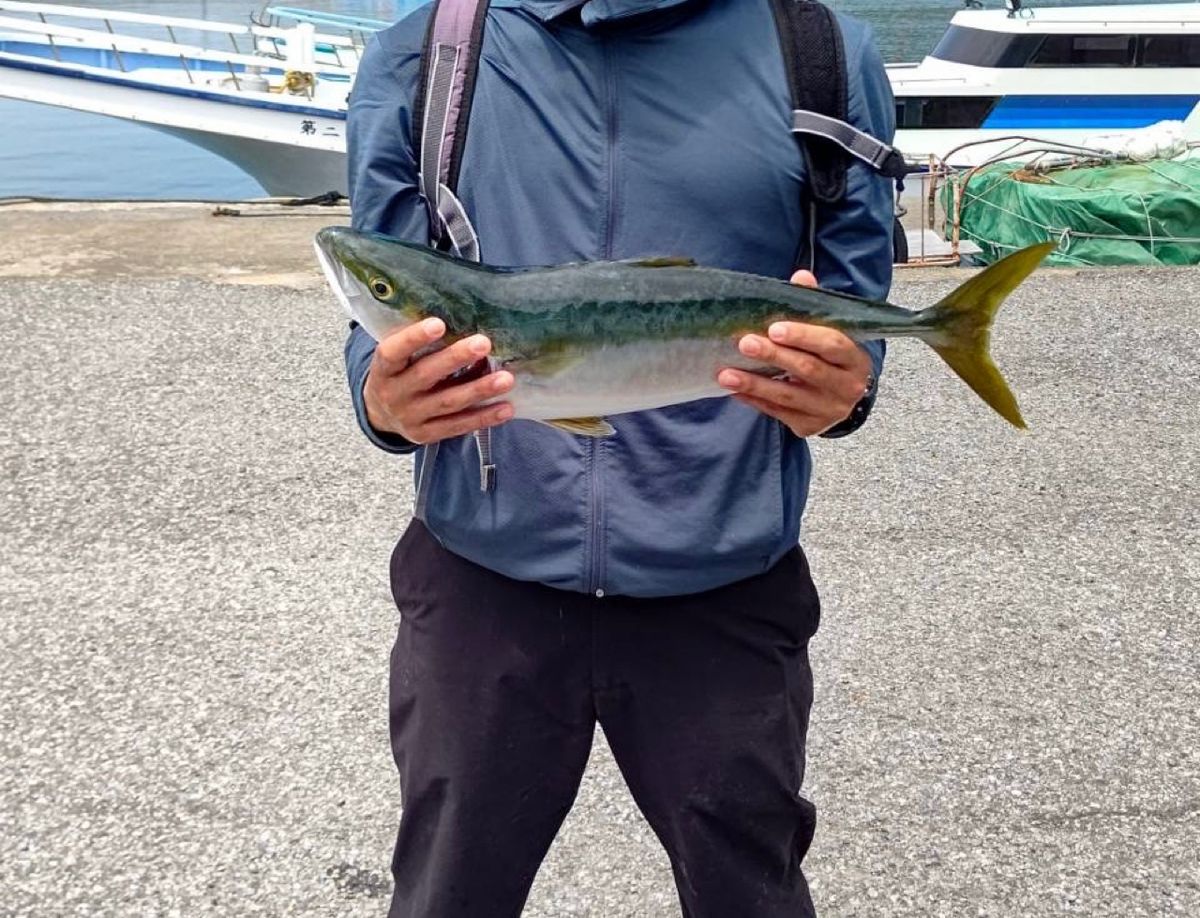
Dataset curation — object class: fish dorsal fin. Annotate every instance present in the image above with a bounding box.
[497,256,696,272]
[620,256,697,268]
[537,417,616,438]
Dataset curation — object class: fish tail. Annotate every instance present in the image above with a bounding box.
[916,242,1055,429]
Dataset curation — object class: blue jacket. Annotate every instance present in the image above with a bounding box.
[345,0,895,598]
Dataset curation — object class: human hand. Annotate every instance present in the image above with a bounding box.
[716,270,874,438]
[364,318,515,444]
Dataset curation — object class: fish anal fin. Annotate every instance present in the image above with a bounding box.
[537,417,616,438]
[620,256,697,268]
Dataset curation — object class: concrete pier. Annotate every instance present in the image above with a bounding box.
[2,203,1197,917]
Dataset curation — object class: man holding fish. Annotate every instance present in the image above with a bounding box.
[335,0,1037,915]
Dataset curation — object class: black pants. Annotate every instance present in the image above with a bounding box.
[387,521,822,918]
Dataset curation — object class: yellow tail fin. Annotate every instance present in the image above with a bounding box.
[921,242,1056,429]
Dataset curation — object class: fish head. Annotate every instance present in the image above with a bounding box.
[314,225,434,341]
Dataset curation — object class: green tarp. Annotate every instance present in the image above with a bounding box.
[945,157,1200,266]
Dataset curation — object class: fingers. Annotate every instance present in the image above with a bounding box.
[718,367,853,418]
[717,325,872,435]
[789,269,818,288]
[728,331,867,405]
[732,393,829,437]
[375,318,446,372]
[410,402,515,444]
[365,324,516,443]
[375,320,497,392]
[412,368,514,419]
[765,322,868,371]
[407,333,493,390]
[733,333,843,395]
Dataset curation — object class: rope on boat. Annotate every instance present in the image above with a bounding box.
[268,69,316,97]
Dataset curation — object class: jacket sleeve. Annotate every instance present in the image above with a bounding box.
[343,22,432,454]
[814,18,897,439]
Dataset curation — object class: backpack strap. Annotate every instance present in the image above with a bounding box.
[791,109,908,179]
[414,0,490,261]
[769,0,906,206]
[412,0,496,509]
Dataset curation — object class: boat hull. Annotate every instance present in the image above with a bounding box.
[0,51,348,196]
[153,124,346,196]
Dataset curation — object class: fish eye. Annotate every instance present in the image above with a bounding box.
[369,276,394,299]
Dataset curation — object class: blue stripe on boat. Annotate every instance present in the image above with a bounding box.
[0,53,347,120]
[983,95,1200,130]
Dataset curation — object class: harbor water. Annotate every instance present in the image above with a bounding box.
[0,0,1180,199]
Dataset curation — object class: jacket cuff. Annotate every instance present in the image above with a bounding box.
[820,340,885,440]
[346,323,419,455]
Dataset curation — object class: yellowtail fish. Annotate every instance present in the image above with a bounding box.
[315,225,1054,436]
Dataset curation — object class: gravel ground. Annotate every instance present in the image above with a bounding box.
[1,264,1197,917]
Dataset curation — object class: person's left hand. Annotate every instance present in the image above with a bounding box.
[716,270,875,438]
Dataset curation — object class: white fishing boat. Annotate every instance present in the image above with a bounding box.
[891,1,1200,168]
[7,0,1200,199]
[0,1,392,195]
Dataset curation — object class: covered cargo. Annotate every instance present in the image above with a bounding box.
[945,154,1200,267]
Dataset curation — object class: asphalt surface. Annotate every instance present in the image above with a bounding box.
[1,215,1198,916]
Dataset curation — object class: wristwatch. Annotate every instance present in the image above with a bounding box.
[819,373,877,439]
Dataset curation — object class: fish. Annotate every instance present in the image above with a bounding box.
[314,225,1054,436]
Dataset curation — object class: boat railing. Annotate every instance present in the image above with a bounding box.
[896,139,1102,266]
[991,15,1200,30]
[0,0,363,72]
[260,6,390,35]
[254,6,389,57]
[895,157,976,268]
[0,11,357,98]
[1,1,274,51]
[889,76,971,87]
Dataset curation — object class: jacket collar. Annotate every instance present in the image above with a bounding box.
[492,0,696,26]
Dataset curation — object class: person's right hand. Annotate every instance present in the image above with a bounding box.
[363,318,515,444]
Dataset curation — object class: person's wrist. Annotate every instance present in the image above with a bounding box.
[820,361,877,439]
[364,391,395,437]
[363,371,392,433]
[361,368,420,448]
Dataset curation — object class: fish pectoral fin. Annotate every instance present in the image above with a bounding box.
[537,417,616,438]
[619,256,697,268]
[503,353,579,375]
[503,345,582,377]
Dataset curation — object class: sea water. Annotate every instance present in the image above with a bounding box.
[0,0,1170,198]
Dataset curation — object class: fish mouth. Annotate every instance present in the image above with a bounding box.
[313,228,372,325]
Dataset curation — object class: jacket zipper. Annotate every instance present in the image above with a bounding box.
[587,40,620,598]
[586,438,605,597]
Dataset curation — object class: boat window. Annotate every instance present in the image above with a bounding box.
[1140,34,1200,67]
[930,25,1041,67]
[1030,34,1136,67]
[895,96,1000,130]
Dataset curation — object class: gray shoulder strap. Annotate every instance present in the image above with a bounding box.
[791,109,908,179]
[418,0,488,261]
[414,0,494,518]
